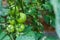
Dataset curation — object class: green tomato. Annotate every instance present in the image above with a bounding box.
[10,6,18,15]
[16,24,25,32]
[17,13,27,23]
[6,25,14,33]
[9,20,15,25]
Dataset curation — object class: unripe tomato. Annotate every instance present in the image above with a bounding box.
[17,13,27,23]
[16,24,25,32]
[10,6,18,15]
[9,20,15,25]
[6,25,14,33]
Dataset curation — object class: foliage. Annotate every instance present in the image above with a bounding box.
[0,0,57,40]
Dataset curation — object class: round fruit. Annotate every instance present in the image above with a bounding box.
[6,25,14,33]
[16,24,25,32]
[17,13,27,23]
[9,20,15,25]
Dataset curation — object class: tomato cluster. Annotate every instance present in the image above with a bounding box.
[6,13,27,33]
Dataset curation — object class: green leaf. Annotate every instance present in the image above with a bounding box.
[0,8,9,16]
[35,32,44,40]
[16,31,35,40]
[50,19,55,28]
[3,35,10,40]
[24,0,30,5]
[0,0,2,10]
[50,13,55,28]
[45,36,59,40]
[42,2,53,12]
[0,31,10,40]
[27,7,36,15]
[0,17,5,23]
[2,8,9,16]
[0,32,6,40]
[44,15,50,24]
[23,25,32,34]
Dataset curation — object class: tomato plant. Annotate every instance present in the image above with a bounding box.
[0,0,59,40]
